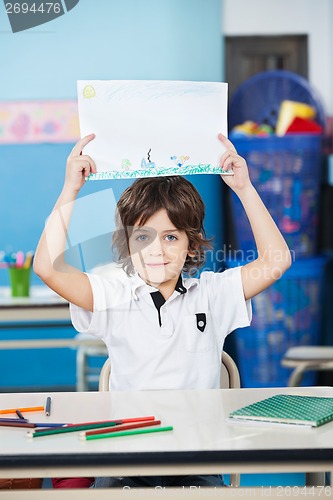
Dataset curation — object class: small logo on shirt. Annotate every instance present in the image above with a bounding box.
[195,313,206,332]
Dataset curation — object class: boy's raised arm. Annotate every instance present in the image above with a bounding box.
[34,134,97,311]
[219,134,292,301]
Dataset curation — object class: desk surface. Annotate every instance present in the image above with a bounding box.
[1,386,333,478]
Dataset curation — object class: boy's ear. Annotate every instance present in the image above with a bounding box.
[188,233,202,257]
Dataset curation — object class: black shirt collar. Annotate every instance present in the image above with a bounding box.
[150,275,187,326]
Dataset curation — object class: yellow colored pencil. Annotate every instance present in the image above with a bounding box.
[23,251,34,269]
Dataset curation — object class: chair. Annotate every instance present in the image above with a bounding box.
[281,346,332,486]
[76,333,108,392]
[99,351,241,487]
[281,346,333,387]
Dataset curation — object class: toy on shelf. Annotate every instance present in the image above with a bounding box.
[230,100,323,138]
[276,100,318,136]
[230,121,274,138]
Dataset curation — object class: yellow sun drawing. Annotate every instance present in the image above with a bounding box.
[83,85,96,99]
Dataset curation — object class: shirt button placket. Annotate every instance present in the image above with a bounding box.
[161,307,171,336]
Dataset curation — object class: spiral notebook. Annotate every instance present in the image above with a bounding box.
[229,394,333,428]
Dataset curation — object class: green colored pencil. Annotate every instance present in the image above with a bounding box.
[27,421,118,438]
[84,426,174,441]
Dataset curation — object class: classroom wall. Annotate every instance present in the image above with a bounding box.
[223,0,333,115]
[0,0,225,287]
[0,0,223,99]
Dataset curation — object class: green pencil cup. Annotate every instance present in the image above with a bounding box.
[9,267,31,297]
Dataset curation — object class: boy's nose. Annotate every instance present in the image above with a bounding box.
[148,237,163,256]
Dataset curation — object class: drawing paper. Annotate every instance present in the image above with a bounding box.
[77,80,228,180]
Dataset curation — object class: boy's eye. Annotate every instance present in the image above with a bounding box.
[136,234,149,242]
[165,234,177,242]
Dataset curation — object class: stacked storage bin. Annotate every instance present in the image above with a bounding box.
[227,70,326,387]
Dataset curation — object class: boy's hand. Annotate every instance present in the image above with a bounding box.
[64,134,97,192]
[218,133,251,192]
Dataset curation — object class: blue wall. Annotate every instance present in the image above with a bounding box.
[0,0,225,287]
[0,0,223,99]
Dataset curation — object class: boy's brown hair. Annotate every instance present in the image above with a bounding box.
[112,176,212,276]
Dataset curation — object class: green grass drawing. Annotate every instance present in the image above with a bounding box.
[87,164,226,181]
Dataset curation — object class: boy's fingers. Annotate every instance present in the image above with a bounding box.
[78,160,93,177]
[220,150,237,166]
[80,155,97,173]
[70,133,95,158]
[218,133,237,152]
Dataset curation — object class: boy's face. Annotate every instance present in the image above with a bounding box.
[128,208,194,291]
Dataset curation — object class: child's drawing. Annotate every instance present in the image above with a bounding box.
[170,155,190,168]
[121,159,132,171]
[141,149,156,170]
[83,85,96,99]
[77,80,229,180]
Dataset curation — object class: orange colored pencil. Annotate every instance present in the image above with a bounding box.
[0,406,44,415]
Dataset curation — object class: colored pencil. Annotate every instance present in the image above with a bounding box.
[0,421,67,429]
[0,421,36,428]
[84,426,174,441]
[0,406,44,415]
[33,420,119,433]
[32,416,155,434]
[23,251,34,269]
[15,410,25,420]
[81,420,161,438]
[0,417,29,423]
[113,416,156,424]
[45,397,51,417]
[33,423,68,428]
[15,251,25,268]
[27,421,119,438]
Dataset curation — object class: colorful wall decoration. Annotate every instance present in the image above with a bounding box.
[0,101,80,144]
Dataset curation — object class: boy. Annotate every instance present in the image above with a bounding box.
[34,133,291,488]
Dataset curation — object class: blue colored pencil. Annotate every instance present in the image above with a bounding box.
[34,423,68,428]
[45,397,51,416]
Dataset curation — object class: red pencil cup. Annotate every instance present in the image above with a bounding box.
[9,267,31,297]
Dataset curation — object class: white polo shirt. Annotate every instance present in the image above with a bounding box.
[70,267,251,391]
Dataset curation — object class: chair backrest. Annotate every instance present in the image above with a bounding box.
[99,351,241,391]
[220,351,241,389]
[98,351,240,487]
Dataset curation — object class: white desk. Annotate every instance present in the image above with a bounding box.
[0,286,106,391]
[0,386,332,494]
[0,285,104,350]
[0,285,70,323]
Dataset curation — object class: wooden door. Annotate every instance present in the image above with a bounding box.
[225,35,308,98]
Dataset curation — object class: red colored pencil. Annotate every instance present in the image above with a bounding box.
[33,415,156,433]
[82,420,161,438]
[114,416,156,424]
[0,421,36,428]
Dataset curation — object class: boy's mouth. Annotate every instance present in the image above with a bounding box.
[145,262,168,267]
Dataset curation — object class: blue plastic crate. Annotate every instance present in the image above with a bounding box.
[230,134,323,259]
[227,257,327,388]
